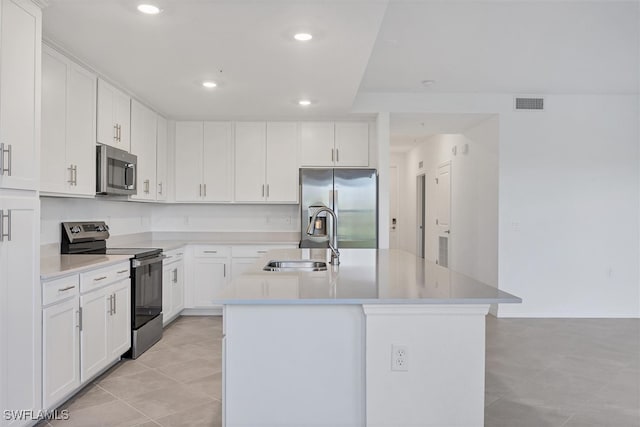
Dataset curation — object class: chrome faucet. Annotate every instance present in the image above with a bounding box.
[306,204,340,265]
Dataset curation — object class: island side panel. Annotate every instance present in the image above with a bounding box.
[223,304,366,427]
[363,304,490,427]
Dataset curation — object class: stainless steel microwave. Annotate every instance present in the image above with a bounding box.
[96,144,137,196]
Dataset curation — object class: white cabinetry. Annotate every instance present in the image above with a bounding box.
[42,262,131,410]
[162,248,184,326]
[234,122,298,203]
[230,245,297,279]
[175,121,232,202]
[0,195,39,426]
[300,122,369,168]
[156,116,168,201]
[0,0,41,191]
[41,45,96,197]
[97,78,131,152]
[130,100,157,201]
[188,246,229,308]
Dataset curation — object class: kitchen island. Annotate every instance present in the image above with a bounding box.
[217,248,521,427]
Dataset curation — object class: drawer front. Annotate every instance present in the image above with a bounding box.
[231,245,297,258]
[42,274,80,306]
[164,248,186,264]
[80,262,130,293]
[193,246,230,258]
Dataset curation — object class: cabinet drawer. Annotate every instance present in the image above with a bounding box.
[231,245,294,258]
[164,248,186,264]
[42,274,80,306]
[80,262,130,293]
[193,246,230,258]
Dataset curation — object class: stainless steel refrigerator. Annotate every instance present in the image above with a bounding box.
[300,168,378,249]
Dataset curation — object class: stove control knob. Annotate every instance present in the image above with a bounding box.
[97,225,106,232]
[71,226,81,234]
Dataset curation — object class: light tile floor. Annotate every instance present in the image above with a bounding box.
[40,316,639,427]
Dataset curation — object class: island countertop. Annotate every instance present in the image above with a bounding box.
[216,248,521,305]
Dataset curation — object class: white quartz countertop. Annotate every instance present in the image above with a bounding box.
[41,254,132,280]
[217,249,522,305]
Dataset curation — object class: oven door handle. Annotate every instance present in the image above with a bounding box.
[131,254,167,268]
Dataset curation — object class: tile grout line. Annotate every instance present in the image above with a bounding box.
[94,384,160,427]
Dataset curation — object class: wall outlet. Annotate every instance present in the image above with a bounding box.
[391,344,408,372]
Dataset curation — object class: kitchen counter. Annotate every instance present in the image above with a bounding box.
[218,248,521,305]
[40,254,132,279]
[220,248,521,427]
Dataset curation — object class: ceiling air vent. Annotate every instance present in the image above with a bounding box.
[514,97,544,111]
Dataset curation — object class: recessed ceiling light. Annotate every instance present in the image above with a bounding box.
[294,33,313,42]
[421,80,436,87]
[137,4,161,14]
[298,99,312,106]
[202,81,217,89]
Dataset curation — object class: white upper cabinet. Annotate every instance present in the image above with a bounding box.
[97,78,130,152]
[234,122,266,202]
[334,122,369,167]
[234,122,298,203]
[130,100,157,201]
[0,0,41,191]
[41,45,96,197]
[300,122,369,168]
[299,122,334,167]
[175,121,232,202]
[265,122,298,203]
[156,115,168,201]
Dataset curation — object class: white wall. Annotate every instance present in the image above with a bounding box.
[41,197,299,245]
[393,116,499,288]
[357,93,639,317]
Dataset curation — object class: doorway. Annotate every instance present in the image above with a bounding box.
[389,166,399,249]
[436,162,451,267]
[416,174,426,258]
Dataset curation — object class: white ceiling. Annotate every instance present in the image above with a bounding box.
[390,113,494,152]
[42,1,639,119]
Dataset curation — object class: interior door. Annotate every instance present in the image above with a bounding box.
[436,162,451,267]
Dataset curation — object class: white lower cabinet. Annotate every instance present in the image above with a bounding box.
[162,249,185,326]
[187,246,229,308]
[42,262,131,410]
[42,297,80,409]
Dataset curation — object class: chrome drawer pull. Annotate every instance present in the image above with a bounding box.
[204,250,218,254]
[117,270,129,274]
[93,276,107,281]
[58,285,76,292]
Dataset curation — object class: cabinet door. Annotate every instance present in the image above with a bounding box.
[0,196,39,420]
[96,79,116,147]
[66,62,96,196]
[299,122,334,167]
[203,121,232,202]
[192,259,227,307]
[43,298,80,409]
[334,122,369,167]
[234,122,266,202]
[175,122,203,202]
[108,280,131,358]
[114,90,131,152]
[80,288,109,383]
[40,46,68,194]
[0,0,41,190]
[156,115,168,201]
[266,122,298,203]
[130,100,156,201]
[162,264,173,325]
[231,258,256,279]
[171,261,184,315]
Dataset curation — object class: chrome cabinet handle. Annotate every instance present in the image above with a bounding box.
[203,250,217,254]
[117,124,122,142]
[114,124,118,141]
[78,308,83,331]
[199,184,202,197]
[144,179,150,194]
[108,294,113,315]
[0,210,11,242]
[331,148,334,162]
[73,165,78,185]
[0,143,11,176]
[266,184,269,198]
[336,149,339,163]
[158,182,163,195]
[58,285,76,292]
[113,293,117,315]
[117,269,128,274]
[223,264,226,277]
[262,184,265,197]
[173,268,177,283]
[68,164,75,184]
[93,276,107,282]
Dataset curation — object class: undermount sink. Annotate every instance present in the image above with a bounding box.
[263,260,328,272]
